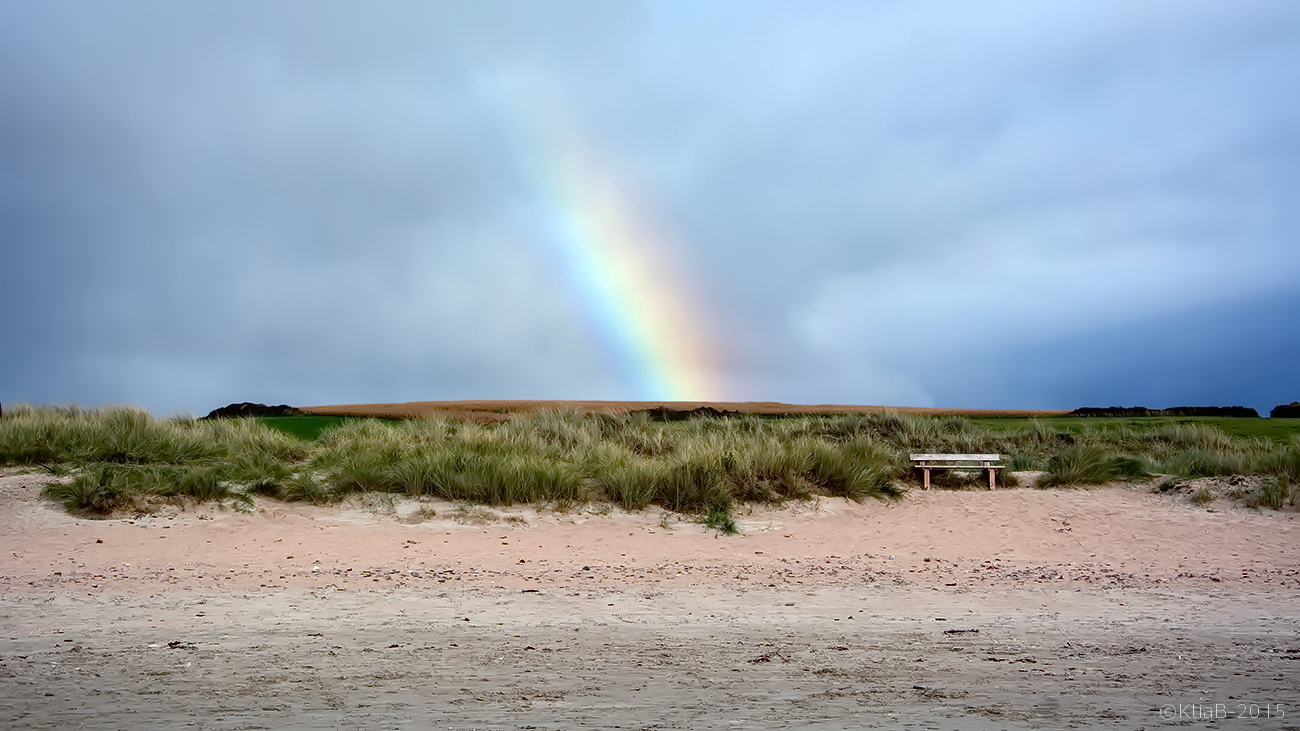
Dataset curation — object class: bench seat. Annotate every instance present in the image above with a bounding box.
[909,454,1004,490]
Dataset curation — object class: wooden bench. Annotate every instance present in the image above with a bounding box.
[910,454,1004,490]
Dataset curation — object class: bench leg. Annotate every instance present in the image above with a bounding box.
[988,468,997,490]
[923,467,931,491]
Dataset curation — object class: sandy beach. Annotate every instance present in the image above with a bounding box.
[2,468,1298,729]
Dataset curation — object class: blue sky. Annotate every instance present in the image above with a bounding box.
[2,1,1298,415]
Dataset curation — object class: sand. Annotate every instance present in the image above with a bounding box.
[2,468,1298,729]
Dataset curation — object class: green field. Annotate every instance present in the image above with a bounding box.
[970,417,1300,443]
[257,415,399,441]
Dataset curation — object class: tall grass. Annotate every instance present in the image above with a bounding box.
[1242,477,1295,510]
[6,404,1300,517]
[1,404,303,514]
[1037,445,1149,487]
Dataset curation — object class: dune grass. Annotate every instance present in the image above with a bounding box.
[0,404,306,515]
[4,404,1300,519]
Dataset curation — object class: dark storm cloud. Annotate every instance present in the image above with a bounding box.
[1,0,1297,413]
[645,0,1300,408]
[1,1,623,412]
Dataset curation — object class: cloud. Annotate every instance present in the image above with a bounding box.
[1,1,1297,413]
[798,239,1296,353]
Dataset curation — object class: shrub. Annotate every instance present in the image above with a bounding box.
[1146,422,1234,451]
[656,457,732,513]
[804,439,903,501]
[861,411,939,450]
[1008,454,1039,471]
[702,507,740,535]
[0,405,207,464]
[281,473,334,505]
[1260,439,1300,482]
[41,466,133,515]
[324,452,398,494]
[722,437,811,502]
[1018,419,1074,450]
[385,453,447,497]
[1242,477,1293,510]
[168,466,227,501]
[593,456,659,510]
[1039,446,1149,487]
[1162,448,1249,478]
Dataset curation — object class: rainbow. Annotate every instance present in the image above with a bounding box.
[508,101,724,402]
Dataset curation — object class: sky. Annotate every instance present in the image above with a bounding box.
[2,1,1298,416]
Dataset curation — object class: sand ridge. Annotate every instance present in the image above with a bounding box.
[3,469,1298,729]
[3,471,1297,593]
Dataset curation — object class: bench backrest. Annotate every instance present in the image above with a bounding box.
[909,454,1001,462]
